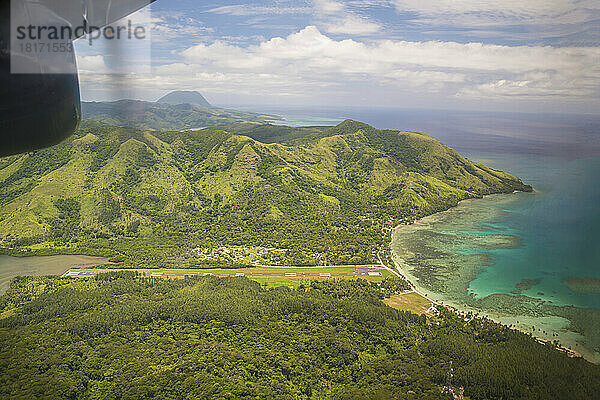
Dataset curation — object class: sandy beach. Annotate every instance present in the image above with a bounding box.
[389,193,599,363]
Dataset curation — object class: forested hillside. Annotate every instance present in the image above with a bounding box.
[82,100,278,131]
[0,273,597,399]
[0,119,530,268]
[157,90,213,107]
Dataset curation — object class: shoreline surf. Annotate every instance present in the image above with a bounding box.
[389,192,599,363]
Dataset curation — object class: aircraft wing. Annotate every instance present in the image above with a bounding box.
[31,0,156,37]
[0,0,157,156]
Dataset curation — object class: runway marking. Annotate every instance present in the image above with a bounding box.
[64,270,382,278]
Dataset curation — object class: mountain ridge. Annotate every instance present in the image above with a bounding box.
[0,119,531,268]
[157,90,212,107]
[81,100,280,131]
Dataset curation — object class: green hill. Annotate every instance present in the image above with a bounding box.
[211,122,330,144]
[0,119,531,268]
[157,90,212,107]
[81,100,280,131]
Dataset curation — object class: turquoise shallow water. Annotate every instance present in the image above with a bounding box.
[226,106,600,359]
[466,155,600,309]
[255,107,600,312]
[387,151,600,361]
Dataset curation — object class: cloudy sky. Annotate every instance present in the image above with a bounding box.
[76,0,600,113]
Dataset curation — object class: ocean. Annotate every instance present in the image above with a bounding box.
[235,104,600,362]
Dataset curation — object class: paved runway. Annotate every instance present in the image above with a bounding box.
[65,270,381,278]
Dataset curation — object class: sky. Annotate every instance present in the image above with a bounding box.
[75,0,600,114]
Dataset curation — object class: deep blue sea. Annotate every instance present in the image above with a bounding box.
[236,104,600,311]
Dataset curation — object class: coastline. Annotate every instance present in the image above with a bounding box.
[388,192,593,362]
[1,191,595,361]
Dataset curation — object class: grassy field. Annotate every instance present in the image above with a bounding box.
[383,292,433,315]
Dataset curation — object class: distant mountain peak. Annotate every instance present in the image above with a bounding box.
[335,119,372,130]
[327,119,377,136]
[157,91,212,107]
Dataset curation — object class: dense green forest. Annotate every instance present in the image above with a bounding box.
[0,119,530,268]
[157,90,213,107]
[1,273,597,399]
[81,100,278,131]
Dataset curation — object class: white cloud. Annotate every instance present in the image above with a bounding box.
[180,26,598,77]
[313,0,345,14]
[206,4,311,16]
[313,0,382,35]
[324,15,381,34]
[151,15,213,43]
[203,1,383,36]
[391,0,600,26]
[81,26,600,104]
[77,55,108,73]
[457,70,598,99]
